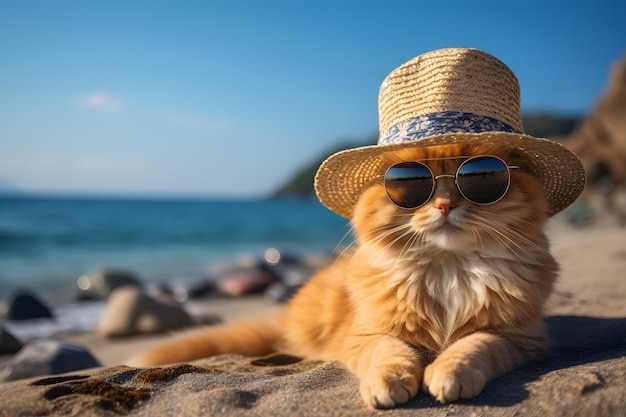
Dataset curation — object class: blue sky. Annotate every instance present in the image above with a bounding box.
[1,0,624,198]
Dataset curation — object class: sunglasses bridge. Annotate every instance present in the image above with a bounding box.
[432,173,471,201]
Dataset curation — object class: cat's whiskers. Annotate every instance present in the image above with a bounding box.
[469,221,524,256]
[391,229,426,270]
[368,226,414,264]
[355,222,419,273]
[466,223,486,249]
[365,222,412,242]
[465,216,539,260]
[475,215,540,250]
[465,222,519,258]
[470,208,541,229]
[332,224,359,262]
[400,229,425,258]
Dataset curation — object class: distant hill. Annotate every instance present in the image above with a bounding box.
[271,137,376,198]
[522,113,581,138]
[271,113,583,198]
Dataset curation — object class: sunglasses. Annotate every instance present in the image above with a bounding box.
[383,155,519,209]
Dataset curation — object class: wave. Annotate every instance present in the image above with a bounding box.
[0,227,41,245]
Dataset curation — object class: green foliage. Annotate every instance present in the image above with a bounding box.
[522,113,582,138]
[271,138,375,198]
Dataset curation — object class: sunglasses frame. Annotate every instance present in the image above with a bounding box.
[383,155,519,209]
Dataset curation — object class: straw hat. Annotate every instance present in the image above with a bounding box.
[314,48,586,219]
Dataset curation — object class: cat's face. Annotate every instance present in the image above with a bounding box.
[352,144,550,254]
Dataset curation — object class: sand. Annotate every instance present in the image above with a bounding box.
[0,214,625,417]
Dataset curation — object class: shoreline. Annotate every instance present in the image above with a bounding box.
[2,211,625,362]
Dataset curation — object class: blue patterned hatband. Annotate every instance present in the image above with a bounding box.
[379,111,522,145]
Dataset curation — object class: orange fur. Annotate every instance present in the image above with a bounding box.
[129,144,558,409]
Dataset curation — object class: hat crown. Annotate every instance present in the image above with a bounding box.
[378,48,523,140]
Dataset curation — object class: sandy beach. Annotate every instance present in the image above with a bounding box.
[1,211,625,417]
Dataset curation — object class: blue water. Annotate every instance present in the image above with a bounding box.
[0,195,351,304]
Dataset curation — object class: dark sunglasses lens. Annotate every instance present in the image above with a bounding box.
[457,156,509,204]
[384,162,433,208]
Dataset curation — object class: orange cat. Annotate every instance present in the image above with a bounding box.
[129,143,557,407]
[129,48,585,409]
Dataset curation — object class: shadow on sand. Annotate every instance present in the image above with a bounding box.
[407,315,626,409]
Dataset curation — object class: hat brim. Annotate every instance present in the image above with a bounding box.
[314,132,586,219]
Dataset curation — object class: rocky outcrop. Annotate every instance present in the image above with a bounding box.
[566,53,626,214]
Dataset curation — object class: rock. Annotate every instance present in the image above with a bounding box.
[263,282,302,304]
[97,286,194,338]
[216,268,278,296]
[263,268,310,303]
[0,339,100,382]
[166,279,217,303]
[565,54,626,219]
[260,249,317,304]
[3,290,53,320]
[77,269,141,300]
[0,324,22,355]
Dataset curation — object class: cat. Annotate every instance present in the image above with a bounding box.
[129,142,558,409]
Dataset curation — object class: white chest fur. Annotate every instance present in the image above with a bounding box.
[386,247,535,342]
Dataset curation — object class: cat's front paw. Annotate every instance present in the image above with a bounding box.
[423,359,486,403]
[360,368,419,409]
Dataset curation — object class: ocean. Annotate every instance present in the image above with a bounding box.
[0,195,351,306]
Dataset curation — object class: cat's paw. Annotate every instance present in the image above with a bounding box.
[422,359,486,403]
[360,369,419,409]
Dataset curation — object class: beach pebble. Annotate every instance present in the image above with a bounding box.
[263,282,301,304]
[2,291,54,320]
[97,286,193,338]
[216,268,278,296]
[0,324,23,355]
[0,339,101,382]
[165,279,217,303]
[76,269,141,300]
[261,249,319,303]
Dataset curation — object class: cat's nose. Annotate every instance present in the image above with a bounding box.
[435,197,455,216]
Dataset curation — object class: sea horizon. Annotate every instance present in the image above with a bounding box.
[0,188,290,203]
